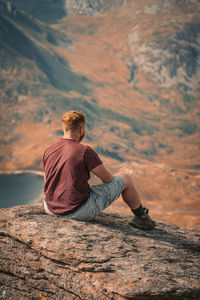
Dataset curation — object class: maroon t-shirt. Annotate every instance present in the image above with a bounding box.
[40,138,102,215]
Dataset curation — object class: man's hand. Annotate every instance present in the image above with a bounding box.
[91,164,113,183]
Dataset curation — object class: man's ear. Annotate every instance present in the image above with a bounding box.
[79,126,83,133]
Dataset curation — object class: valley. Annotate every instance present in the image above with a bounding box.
[0,0,199,230]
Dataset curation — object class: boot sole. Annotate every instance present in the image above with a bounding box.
[129,220,156,230]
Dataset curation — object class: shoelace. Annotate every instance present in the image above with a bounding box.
[138,207,149,220]
[143,207,149,215]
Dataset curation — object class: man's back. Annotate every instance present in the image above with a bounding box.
[41,138,102,215]
[41,110,156,230]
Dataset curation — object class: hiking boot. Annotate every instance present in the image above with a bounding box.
[129,208,156,230]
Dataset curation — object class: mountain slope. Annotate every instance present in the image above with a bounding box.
[0,0,199,229]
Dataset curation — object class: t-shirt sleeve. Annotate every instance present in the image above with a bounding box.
[84,146,103,171]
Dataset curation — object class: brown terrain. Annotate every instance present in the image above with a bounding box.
[0,0,200,230]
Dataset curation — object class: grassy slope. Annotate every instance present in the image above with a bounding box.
[0,0,199,229]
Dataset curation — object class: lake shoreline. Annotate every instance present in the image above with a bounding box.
[0,171,44,208]
[0,169,44,176]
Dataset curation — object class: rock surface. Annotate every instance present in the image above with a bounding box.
[0,204,200,299]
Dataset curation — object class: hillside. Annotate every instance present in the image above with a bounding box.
[0,0,199,230]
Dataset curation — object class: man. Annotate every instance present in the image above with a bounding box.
[41,110,156,230]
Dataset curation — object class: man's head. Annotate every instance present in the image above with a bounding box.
[62,111,85,142]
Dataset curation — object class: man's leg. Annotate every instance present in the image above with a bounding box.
[116,172,156,230]
[115,172,141,210]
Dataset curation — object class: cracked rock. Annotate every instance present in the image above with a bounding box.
[0,204,200,299]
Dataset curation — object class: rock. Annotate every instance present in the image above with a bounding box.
[0,204,200,299]
[129,21,200,92]
[5,0,128,21]
[65,0,128,16]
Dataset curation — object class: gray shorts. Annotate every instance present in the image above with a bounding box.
[43,176,124,221]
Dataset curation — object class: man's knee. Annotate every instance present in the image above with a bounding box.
[115,172,132,189]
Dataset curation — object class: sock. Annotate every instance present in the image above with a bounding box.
[132,204,145,217]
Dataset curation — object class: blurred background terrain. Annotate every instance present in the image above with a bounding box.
[0,0,199,229]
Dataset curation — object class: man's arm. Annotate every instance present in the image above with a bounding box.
[91,164,113,183]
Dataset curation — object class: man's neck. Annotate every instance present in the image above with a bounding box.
[62,133,78,141]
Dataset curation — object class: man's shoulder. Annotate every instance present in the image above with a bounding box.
[44,140,95,156]
[45,138,63,148]
[43,139,65,154]
[80,143,94,153]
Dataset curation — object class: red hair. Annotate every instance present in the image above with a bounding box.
[62,111,85,131]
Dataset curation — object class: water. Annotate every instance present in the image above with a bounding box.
[0,173,44,208]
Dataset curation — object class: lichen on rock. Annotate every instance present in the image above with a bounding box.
[0,204,200,299]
